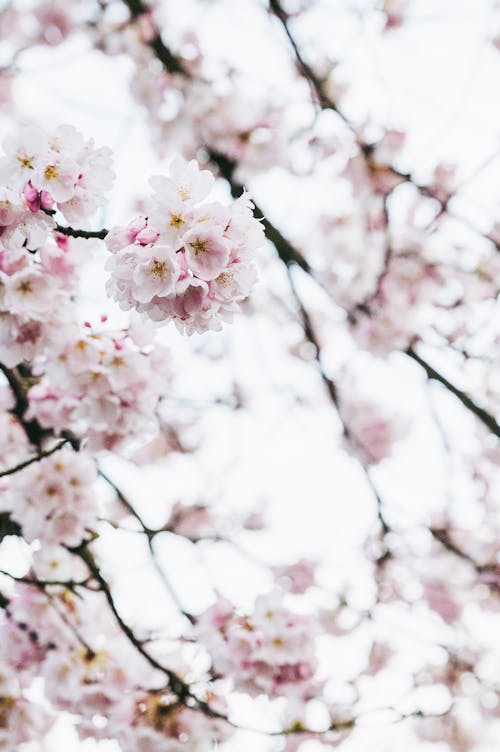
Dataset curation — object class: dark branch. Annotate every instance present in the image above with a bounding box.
[121,0,189,76]
[430,528,498,574]
[0,439,70,479]
[56,224,108,240]
[407,347,500,438]
[0,363,50,447]
[268,0,349,120]
[0,513,21,543]
[71,541,195,699]
[98,469,195,623]
[0,569,93,590]
[208,149,310,271]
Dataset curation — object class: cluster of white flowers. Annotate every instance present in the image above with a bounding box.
[350,254,441,355]
[0,648,50,748]
[0,124,114,248]
[0,240,78,367]
[2,447,98,545]
[26,324,170,452]
[196,592,320,699]
[105,156,262,334]
[115,698,231,752]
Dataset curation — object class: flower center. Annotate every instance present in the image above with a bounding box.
[17,280,33,295]
[44,165,59,181]
[169,213,185,228]
[17,154,34,169]
[190,238,207,256]
[177,186,190,201]
[150,259,169,279]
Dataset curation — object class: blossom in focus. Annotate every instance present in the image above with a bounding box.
[105,156,262,334]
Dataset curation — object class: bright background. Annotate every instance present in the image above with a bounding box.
[1,0,499,749]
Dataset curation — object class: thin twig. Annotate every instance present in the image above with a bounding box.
[0,439,70,478]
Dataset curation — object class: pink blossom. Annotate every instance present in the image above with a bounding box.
[183,226,231,280]
[5,447,98,545]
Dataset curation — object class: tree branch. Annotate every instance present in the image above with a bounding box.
[98,469,195,623]
[207,149,311,271]
[407,347,500,438]
[121,0,189,76]
[0,513,21,543]
[0,439,70,478]
[56,224,108,240]
[71,540,196,700]
[0,569,93,591]
[0,363,50,447]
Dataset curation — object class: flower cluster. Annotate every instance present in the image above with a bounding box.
[26,324,170,452]
[0,386,30,472]
[115,696,232,752]
[196,592,320,699]
[1,582,234,751]
[0,236,83,367]
[0,0,87,54]
[97,11,290,174]
[350,253,441,354]
[0,124,114,249]
[105,156,262,334]
[0,649,50,748]
[338,384,409,464]
[273,559,317,594]
[42,645,135,734]
[2,447,98,545]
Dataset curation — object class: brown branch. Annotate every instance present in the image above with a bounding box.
[71,541,196,699]
[0,363,50,447]
[0,569,93,590]
[0,513,21,543]
[285,267,391,544]
[268,0,350,121]
[207,149,311,271]
[0,439,70,478]
[430,528,499,576]
[121,0,189,76]
[98,469,195,622]
[407,347,500,438]
[55,224,108,240]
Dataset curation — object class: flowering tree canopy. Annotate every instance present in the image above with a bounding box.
[0,1,499,751]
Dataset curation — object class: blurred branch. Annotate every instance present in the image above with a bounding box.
[121,0,189,75]
[71,540,197,699]
[0,439,70,478]
[98,469,195,622]
[407,347,500,437]
[0,363,51,448]
[0,513,21,543]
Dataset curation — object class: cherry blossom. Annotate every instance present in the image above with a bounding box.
[26,325,170,452]
[0,2,498,751]
[196,592,320,699]
[2,447,98,545]
[105,157,262,333]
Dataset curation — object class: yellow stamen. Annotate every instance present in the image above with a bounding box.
[44,165,59,181]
